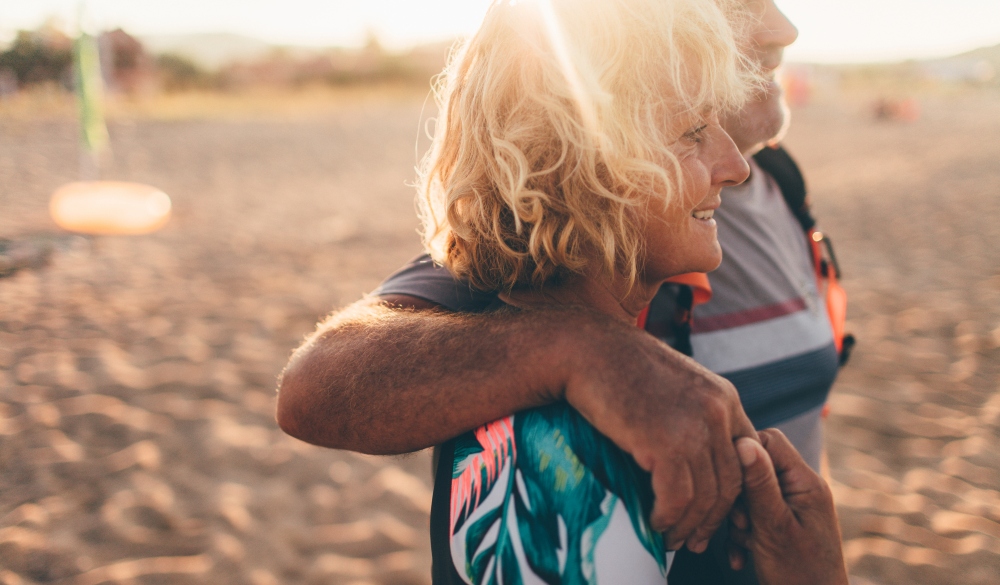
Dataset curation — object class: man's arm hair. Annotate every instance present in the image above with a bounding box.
[276,293,757,552]
[277,295,579,454]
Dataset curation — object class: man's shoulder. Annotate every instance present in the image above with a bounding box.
[751,145,813,231]
[373,254,499,313]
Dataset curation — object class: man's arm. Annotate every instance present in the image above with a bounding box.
[276,295,756,551]
[277,296,573,453]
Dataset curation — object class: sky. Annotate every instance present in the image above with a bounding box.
[2,0,999,63]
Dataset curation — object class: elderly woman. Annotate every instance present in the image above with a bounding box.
[411,0,847,583]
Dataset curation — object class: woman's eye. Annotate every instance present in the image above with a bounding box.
[683,124,708,144]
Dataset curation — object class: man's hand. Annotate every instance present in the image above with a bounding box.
[275,297,756,553]
[561,331,756,552]
[728,429,849,585]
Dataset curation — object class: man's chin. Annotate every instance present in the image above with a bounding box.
[724,92,790,154]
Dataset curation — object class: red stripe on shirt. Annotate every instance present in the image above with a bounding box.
[691,297,808,334]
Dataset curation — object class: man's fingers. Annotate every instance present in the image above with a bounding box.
[729,501,749,532]
[679,380,749,552]
[757,429,797,472]
[728,525,751,549]
[715,427,745,503]
[721,378,757,441]
[729,404,758,441]
[687,435,742,552]
[668,455,718,553]
[728,497,751,552]
[650,458,695,543]
[728,541,747,571]
[758,428,825,497]
[735,437,785,519]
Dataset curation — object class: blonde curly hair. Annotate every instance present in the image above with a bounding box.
[418,0,760,292]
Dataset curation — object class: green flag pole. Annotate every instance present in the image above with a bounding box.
[74,4,109,180]
[51,4,172,238]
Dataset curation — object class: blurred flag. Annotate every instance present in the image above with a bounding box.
[75,30,109,156]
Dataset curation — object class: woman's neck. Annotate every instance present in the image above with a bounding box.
[499,268,661,323]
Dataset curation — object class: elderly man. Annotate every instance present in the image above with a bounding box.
[277,0,848,582]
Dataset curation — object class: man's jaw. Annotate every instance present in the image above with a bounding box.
[723,68,790,155]
[756,50,785,103]
[757,49,785,76]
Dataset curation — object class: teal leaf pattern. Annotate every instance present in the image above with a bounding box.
[448,403,668,584]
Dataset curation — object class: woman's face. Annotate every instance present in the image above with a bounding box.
[641,111,749,281]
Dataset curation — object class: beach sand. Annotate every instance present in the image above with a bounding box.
[1,87,999,584]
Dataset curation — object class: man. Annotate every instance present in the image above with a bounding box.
[278,0,843,581]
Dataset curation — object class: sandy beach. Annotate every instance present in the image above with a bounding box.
[1,86,999,584]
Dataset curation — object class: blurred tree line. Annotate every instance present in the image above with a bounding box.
[0,23,447,96]
[0,25,74,90]
[0,23,213,94]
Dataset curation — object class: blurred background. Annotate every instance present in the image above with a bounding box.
[1,1,999,584]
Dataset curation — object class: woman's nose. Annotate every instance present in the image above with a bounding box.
[712,130,750,187]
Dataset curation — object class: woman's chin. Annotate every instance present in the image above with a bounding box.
[682,255,722,276]
[676,242,723,275]
[705,245,724,270]
[645,248,722,283]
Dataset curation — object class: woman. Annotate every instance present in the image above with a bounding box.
[416,0,811,583]
[418,0,752,582]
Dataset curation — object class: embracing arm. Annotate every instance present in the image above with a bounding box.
[276,294,757,551]
[277,295,573,454]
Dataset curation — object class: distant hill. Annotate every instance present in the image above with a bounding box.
[792,42,1000,90]
[140,33,275,69]
[922,43,999,85]
[137,33,451,74]
[953,43,1000,63]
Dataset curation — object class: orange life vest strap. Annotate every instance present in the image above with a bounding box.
[636,305,650,329]
[635,273,712,329]
[665,273,713,306]
[808,229,848,354]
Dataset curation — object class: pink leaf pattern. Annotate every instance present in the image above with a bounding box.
[450,416,516,532]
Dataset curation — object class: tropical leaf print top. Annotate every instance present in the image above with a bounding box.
[429,402,672,584]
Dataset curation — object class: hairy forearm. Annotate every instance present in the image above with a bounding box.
[276,298,625,454]
[277,294,758,549]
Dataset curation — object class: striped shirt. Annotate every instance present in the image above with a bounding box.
[689,158,839,428]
